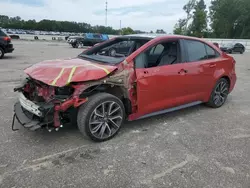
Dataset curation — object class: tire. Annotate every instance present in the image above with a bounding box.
[206,78,230,108]
[77,93,125,142]
[109,48,116,56]
[0,47,4,59]
[240,49,244,54]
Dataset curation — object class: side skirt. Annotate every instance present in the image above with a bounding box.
[134,101,203,120]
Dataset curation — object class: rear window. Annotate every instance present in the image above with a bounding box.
[0,29,7,37]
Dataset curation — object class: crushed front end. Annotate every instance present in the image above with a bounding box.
[12,77,87,131]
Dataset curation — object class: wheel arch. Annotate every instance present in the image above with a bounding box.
[79,84,132,116]
[0,44,5,51]
[219,75,231,88]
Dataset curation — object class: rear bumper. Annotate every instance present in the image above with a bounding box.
[5,43,14,53]
[5,47,14,53]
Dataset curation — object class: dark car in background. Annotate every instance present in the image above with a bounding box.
[220,43,245,54]
[99,41,135,56]
[213,42,219,48]
[0,28,14,59]
[70,33,109,48]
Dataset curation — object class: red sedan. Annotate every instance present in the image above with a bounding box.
[13,34,237,142]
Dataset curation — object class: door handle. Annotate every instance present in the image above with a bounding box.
[178,69,188,74]
[144,70,149,74]
[209,64,216,68]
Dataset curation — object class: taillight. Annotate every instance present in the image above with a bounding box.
[3,37,11,41]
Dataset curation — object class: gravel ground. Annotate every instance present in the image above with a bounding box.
[0,40,250,188]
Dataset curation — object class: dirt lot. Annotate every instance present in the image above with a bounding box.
[0,40,250,188]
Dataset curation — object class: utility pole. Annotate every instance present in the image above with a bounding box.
[105,1,108,26]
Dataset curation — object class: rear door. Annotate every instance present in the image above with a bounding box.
[182,39,221,101]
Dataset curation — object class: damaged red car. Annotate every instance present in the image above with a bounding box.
[12,34,237,142]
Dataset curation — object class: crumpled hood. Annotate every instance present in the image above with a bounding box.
[24,57,117,87]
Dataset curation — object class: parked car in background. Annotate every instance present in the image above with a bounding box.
[220,43,245,54]
[67,36,82,44]
[213,42,219,48]
[12,34,237,142]
[70,33,109,48]
[99,41,134,56]
[0,28,14,59]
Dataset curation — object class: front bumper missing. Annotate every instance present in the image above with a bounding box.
[12,102,47,131]
[12,91,88,132]
[12,93,54,131]
[19,93,43,117]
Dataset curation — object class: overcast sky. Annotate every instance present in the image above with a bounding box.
[0,0,211,32]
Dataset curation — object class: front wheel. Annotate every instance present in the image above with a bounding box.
[206,78,229,108]
[77,93,125,142]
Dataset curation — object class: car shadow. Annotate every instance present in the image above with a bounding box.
[1,56,18,60]
[122,104,207,132]
[30,104,209,141]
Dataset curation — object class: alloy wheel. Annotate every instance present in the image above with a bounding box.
[89,101,123,139]
[213,81,229,106]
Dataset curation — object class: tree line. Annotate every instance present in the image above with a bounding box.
[0,15,134,35]
[174,0,250,39]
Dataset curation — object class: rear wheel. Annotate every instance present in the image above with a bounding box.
[206,78,229,108]
[0,47,4,59]
[77,93,125,142]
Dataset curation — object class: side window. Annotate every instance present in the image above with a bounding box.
[154,44,164,54]
[150,44,164,55]
[185,40,207,61]
[205,44,219,59]
[135,40,179,69]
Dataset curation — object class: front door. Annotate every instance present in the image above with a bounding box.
[134,39,192,117]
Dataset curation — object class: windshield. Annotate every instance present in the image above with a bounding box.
[78,37,150,64]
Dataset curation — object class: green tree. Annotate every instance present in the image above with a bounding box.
[189,0,207,37]
[183,0,196,34]
[0,14,121,35]
[209,0,250,38]
[173,0,196,35]
[173,19,187,34]
[121,27,135,35]
[156,29,166,34]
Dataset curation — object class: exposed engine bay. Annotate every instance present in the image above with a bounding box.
[13,78,87,131]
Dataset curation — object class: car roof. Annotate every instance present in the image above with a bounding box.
[117,34,206,41]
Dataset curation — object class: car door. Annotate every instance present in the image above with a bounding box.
[134,39,193,117]
[182,39,221,102]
